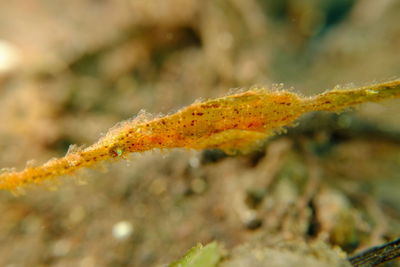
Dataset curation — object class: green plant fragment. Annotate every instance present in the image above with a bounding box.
[169,242,223,267]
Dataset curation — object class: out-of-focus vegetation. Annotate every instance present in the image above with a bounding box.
[170,242,223,267]
[0,0,399,266]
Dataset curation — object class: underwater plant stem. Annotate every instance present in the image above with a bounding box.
[308,80,400,112]
[0,80,399,191]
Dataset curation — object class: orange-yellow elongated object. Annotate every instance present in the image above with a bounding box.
[0,80,399,191]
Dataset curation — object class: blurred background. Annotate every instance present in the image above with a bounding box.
[0,0,399,266]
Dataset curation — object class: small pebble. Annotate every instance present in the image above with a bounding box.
[112,221,134,241]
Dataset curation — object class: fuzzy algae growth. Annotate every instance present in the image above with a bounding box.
[0,80,399,191]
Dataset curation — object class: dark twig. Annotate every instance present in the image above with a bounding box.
[348,238,400,266]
